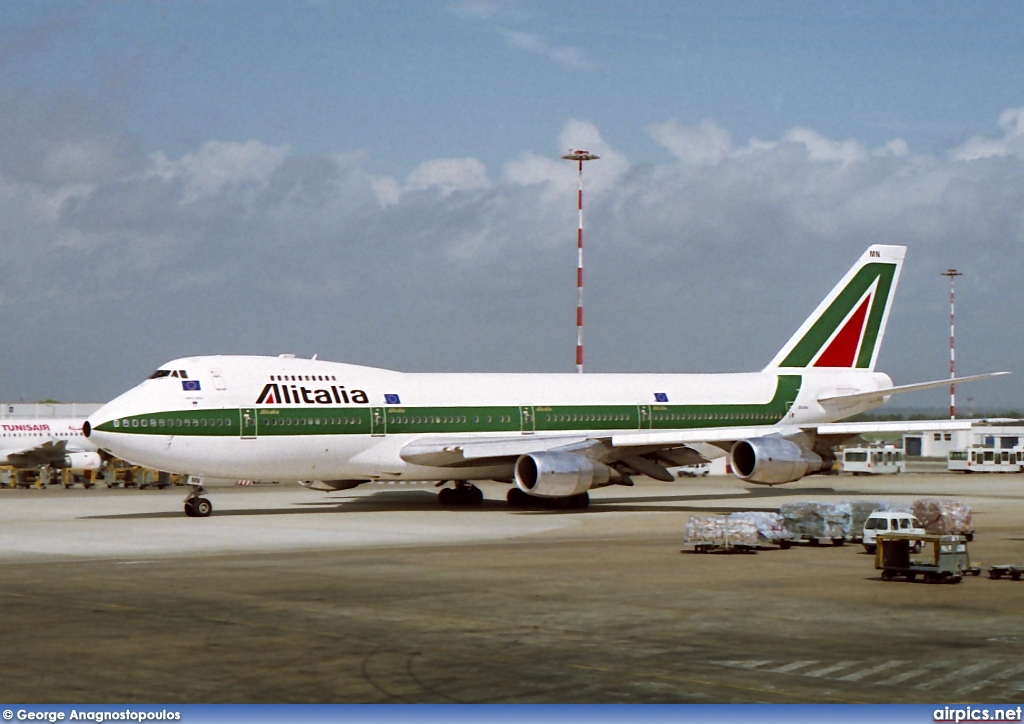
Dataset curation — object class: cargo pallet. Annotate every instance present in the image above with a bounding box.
[681,540,759,554]
[988,564,1024,580]
[779,535,846,549]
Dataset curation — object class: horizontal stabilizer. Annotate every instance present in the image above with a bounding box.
[818,371,1010,406]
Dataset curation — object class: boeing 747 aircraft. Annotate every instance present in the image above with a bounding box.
[84,245,1006,517]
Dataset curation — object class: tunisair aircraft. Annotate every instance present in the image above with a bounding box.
[84,245,1006,517]
[1,419,102,471]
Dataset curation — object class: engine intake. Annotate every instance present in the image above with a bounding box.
[730,437,827,485]
[514,452,619,498]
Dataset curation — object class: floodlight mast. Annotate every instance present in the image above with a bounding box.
[561,150,600,373]
[941,268,963,419]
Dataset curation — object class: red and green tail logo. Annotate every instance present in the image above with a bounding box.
[767,246,904,371]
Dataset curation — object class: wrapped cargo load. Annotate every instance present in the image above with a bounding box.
[684,512,792,549]
[912,498,974,537]
[729,511,792,543]
[779,501,853,540]
[685,514,728,544]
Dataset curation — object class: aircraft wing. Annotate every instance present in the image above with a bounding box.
[401,426,793,482]
[401,435,598,467]
[4,439,70,468]
[401,416,981,483]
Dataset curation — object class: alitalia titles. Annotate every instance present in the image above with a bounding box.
[256,382,369,405]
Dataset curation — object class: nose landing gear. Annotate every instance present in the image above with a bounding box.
[184,476,213,517]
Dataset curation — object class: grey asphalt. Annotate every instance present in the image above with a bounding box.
[1,473,1023,703]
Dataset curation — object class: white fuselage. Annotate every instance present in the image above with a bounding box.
[86,356,893,482]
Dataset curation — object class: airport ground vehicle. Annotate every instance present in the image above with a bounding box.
[948,445,1024,473]
[842,444,905,475]
[875,533,980,583]
[862,510,925,554]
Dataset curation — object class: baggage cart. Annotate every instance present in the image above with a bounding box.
[988,564,1024,580]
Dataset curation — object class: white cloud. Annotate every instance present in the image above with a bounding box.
[500,30,590,69]
[951,107,1024,161]
[648,118,733,165]
[147,140,291,204]
[2,98,1023,409]
[405,157,490,196]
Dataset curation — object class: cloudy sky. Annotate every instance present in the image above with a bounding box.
[1,1,1022,411]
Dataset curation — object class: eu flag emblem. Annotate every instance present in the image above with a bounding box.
[654,392,668,402]
[182,380,201,392]
[385,394,401,405]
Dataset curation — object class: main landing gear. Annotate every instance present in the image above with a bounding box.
[184,476,213,518]
[437,481,484,506]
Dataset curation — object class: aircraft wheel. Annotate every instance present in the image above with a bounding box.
[438,487,454,506]
[194,498,213,517]
[469,485,484,505]
[184,500,197,517]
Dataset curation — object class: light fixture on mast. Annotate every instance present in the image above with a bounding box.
[561,149,600,373]
[940,268,963,419]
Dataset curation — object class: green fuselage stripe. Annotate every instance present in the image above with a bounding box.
[96,376,801,438]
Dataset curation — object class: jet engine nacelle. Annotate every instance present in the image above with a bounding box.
[514,452,619,498]
[730,437,827,485]
[54,452,103,471]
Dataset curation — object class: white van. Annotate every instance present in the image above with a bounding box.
[862,510,925,554]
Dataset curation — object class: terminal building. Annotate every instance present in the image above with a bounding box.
[903,421,1024,459]
[2,402,103,419]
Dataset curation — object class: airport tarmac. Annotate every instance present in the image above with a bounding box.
[2,473,1023,704]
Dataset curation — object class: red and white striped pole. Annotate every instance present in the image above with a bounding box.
[941,268,963,419]
[562,150,599,373]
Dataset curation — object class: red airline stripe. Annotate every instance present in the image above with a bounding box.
[813,295,871,367]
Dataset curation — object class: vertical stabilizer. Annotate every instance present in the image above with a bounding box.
[765,245,905,371]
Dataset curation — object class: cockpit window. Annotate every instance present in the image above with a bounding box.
[148,369,190,380]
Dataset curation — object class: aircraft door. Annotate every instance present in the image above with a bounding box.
[638,405,652,430]
[239,408,257,439]
[371,407,386,436]
[520,406,535,434]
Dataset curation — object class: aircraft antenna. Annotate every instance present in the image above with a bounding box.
[941,268,963,419]
[561,149,600,373]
